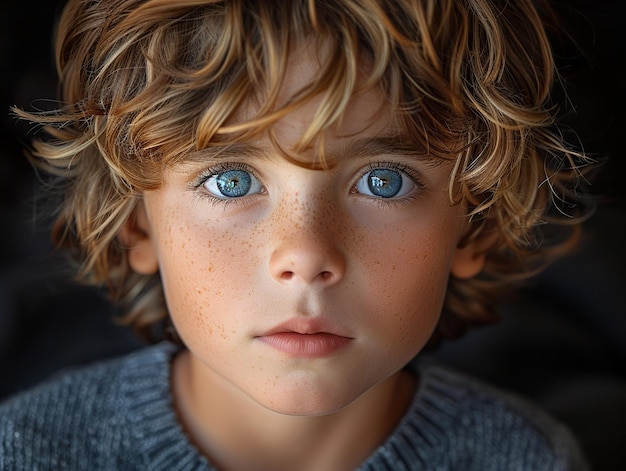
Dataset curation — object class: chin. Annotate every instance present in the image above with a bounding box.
[254,385,364,417]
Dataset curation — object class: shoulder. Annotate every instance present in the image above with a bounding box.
[363,361,589,471]
[0,342,180,471]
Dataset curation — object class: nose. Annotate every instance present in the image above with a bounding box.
[269,196,346,287]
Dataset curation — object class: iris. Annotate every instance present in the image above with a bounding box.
[215,170,252,198]
[367,169,402,198]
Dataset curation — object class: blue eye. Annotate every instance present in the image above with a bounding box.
[203,168,263,199]
[355,167,416,198]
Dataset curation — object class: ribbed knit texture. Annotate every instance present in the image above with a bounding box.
[0,342,588,470]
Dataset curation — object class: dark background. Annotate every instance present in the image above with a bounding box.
[1,1,625,470]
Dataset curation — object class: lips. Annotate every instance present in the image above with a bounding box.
[255,318,352,357]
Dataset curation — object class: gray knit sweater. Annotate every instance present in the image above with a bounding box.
[0,342,588,470]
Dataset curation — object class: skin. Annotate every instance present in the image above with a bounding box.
[120,49,490,471]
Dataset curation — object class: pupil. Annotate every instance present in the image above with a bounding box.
[217,170,251,197]
[368,169,402,198]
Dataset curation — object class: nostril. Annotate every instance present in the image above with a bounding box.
[278,270,334,283]
[269,246,346,285]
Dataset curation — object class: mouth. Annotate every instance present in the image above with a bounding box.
[255,318,353,358]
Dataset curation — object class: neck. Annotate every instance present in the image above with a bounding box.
[171,350,417,471]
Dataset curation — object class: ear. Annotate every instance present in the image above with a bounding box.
[117,201,159,275]
[450,230,498,279]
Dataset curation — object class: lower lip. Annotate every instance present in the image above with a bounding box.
[257,332,352,357]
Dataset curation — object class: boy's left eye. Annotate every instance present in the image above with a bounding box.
[354,167,417,199]
[203,168,264,199]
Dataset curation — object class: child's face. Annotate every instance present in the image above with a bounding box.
[126,49,487,416]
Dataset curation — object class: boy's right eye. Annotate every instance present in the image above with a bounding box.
[199,166,264,200]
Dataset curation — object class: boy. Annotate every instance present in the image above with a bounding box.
[1,0,591,469]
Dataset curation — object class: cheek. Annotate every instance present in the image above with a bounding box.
[154,217,261,345]
[355,226,456,347]
[361,223,455,294]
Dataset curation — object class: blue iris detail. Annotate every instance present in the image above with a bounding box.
[216,170,252,197]
[367,169,403,198]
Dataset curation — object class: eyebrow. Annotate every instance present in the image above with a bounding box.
[184,143,269,163]
[326,135,447,170]
[182,135,442,167]
[336,136,429,160]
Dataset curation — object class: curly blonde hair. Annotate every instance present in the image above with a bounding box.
[16,0,591,345]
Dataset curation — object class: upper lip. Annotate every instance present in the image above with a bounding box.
[256,317,352,338]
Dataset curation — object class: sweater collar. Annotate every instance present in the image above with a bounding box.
[120,343,464,471]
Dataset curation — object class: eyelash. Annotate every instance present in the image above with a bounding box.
[351,161,426,205]
[190,162,265,208]
[189,160,426,206]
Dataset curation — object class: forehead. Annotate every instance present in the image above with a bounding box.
[218,44,403,166]
[166,37,457,173]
